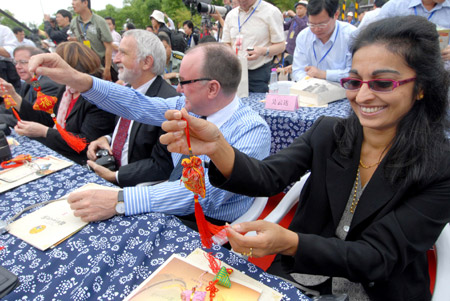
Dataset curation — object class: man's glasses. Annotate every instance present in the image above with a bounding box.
[13,60,29,66]
[340,77,416,93]
[307,18,332,29]
[178,78,212,87]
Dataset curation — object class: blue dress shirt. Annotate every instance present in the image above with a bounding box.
[82,77,271,222]
[292,20,357,83]
[377,0,450,31]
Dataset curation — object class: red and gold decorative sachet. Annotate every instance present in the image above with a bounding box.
[0,83,21,121]
[180,117,227,249]
[30,76,87,153]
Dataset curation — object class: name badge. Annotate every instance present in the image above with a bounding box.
[83,40,91,48]
[265,94,298,111]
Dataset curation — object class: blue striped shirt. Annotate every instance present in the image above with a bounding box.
[82,77,271,221]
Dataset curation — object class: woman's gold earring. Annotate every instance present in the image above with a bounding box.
[417,91,424,100]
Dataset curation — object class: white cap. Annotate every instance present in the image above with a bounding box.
[295,0,308,8]
[347,11,353,17]
[150,10,165,24]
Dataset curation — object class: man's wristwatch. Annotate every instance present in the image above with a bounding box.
[115,190,125,215]
[264,47,270,57]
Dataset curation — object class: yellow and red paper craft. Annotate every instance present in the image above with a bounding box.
[180,117,227,249]
[0,83,21,121]
[30,76,87,153]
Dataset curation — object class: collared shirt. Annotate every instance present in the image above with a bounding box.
[377,0,450,31]
[82,77,271,222]
[110,29,122,60]
[222,0,285,70]
[0,25,19,59]
[357,8,381,31]
[17,38,36,47]
[70,13,113,59]
[111,77,156,185]
[292,20,357,82]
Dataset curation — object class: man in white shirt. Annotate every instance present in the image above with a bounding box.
[222,0,285,92]
[12,27,36,47]
[0,25,20,90]
[104,17,121,62]
[292,0,356,82]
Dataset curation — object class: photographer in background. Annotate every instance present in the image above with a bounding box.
[44,9,72,45]
[87,30,179,187]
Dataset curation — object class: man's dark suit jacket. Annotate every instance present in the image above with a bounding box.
[19,86,115,164]
[209,116,450,300]
[0,76,62,127]
[115,75,179,187]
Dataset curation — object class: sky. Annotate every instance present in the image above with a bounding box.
[2,0,125,27]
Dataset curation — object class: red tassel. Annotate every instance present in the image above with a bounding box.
[53,118,87,153]
[205,279,219,300]
[195,195,227,249]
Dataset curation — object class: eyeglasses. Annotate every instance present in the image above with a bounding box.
[178,78,212,87]
[307,18,332,29]
[13,60,29,66]
[340,77,416,93]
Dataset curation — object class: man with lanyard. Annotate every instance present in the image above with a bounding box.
[376,0,450,68]
[69,0,113,81]
[283,1,308,55]
[158,33,183,86]
[292,0,356,82]
[222,0,285,93]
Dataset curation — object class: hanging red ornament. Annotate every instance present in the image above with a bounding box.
[1,83,21,121]
[30,76,87,153]
[180,117,227,249]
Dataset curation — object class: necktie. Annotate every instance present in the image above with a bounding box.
[112,117,131,167]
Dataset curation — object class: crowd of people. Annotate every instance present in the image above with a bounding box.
[0,0,450,299]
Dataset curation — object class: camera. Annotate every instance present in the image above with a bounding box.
[0,131,11,163]
[95,149,116,171]
[183,0,231,17]
[197,2,232,16]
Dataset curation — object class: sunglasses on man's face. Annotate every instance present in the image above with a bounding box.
[340,77,416,93]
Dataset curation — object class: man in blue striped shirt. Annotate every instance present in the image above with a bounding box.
[30,43,271,226]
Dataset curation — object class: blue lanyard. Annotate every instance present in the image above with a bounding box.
[238,0,262,32]
[80,20,89,39]
[313,23,340,66]
[414,6,436,20]
[188,35,192,46]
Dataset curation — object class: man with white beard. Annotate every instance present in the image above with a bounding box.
[86,29,179,187]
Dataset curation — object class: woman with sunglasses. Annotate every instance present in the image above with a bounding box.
[161,16,450,300]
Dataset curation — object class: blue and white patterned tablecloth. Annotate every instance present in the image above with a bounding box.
[242,93,351,154]
[0,133,309,300]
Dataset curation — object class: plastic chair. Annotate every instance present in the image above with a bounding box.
[231,196,269,225]
[263,172,310,224]
[432,223,450,301]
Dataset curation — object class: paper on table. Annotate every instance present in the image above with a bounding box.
[0,156,73,193]
[8,183,119,251]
